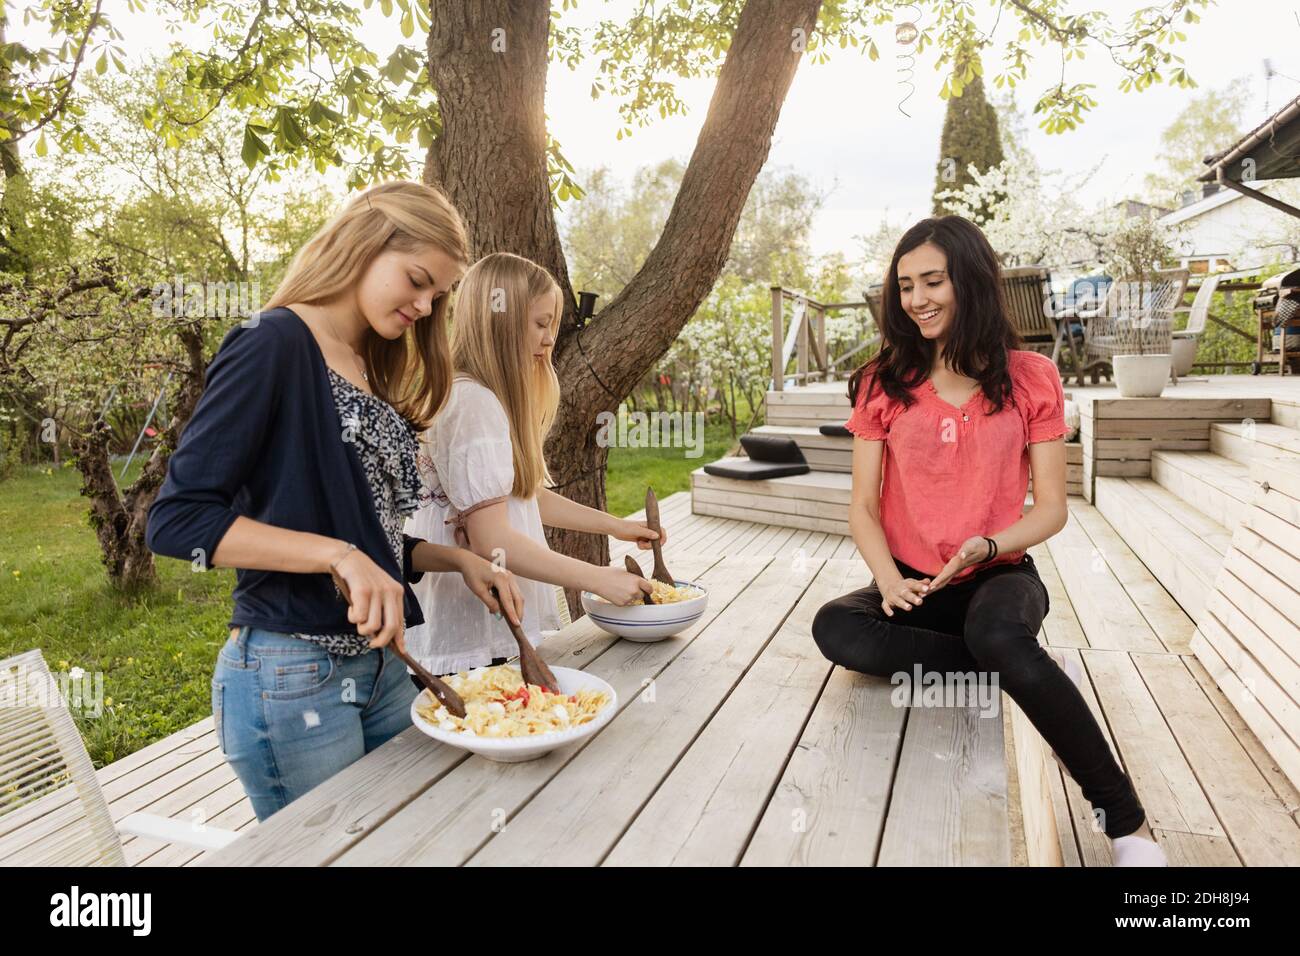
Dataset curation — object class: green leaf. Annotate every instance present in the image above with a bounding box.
[241,126,269,168]
[95,51,107,75]
[381,0,392,15]
[35,130,48,157]
[400,8,414,37]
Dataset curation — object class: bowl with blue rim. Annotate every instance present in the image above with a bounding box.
[580,580,709,642]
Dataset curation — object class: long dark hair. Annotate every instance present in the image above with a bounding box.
[848,215,1024,416]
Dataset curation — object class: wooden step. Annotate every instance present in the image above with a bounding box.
[1269,397,1300,432]
[1188,453,1300,795]
[693,464,852,535]
[765,387,851,429]
[750,424,852,472]
[1210,420,1300,466]
[1150,450,1259,532]
[1092,477,1230,625]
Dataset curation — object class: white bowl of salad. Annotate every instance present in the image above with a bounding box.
[581,579,709,642]
[410,664,618,763]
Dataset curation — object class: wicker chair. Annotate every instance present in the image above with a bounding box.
[1082,268,1190,380]
[0,649,240,865]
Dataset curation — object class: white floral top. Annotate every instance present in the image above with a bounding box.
[403,377,561,675]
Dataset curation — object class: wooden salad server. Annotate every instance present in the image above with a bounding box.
[490,585,560,694]
[329,568,467,718]
[644,487,675,586]
[623,555,656,605]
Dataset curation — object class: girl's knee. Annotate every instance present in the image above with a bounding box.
[806,595,868,655]
[812,592,889,675]
[812,595,858,661]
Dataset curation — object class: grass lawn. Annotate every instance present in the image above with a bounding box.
[0,422,740,768]
[603,419,738,517]
[0,460,237,769]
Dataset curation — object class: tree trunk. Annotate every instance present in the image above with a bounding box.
[0,9,30,275]
[69,324,208,591]
[424,0,822,614]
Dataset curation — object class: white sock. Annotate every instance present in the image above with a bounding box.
[1111,833,1167,867]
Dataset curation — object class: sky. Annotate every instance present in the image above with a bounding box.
[19,0,1300,264]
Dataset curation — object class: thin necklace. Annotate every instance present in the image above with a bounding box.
[321,309,369,384]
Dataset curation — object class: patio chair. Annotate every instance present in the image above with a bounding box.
[1078,268,1191,384]
[0,649,240,865]
[1170,271,1224,380]
[1002,266,1085,378]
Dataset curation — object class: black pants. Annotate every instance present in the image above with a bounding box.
[811,553,1146,839]
[409,656,509,689]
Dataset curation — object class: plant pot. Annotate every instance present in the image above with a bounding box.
[1170,337,1197,377]
[1112,353,1171,398]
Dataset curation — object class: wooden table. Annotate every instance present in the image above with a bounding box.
[203,552,1012,867]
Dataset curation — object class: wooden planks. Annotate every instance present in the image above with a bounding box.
[87,447,1299,866]
[741,667,906,866]
[1188,451,1300,796]
[1092,477,1227,626]
[603,559,872,866]
[1133,652,1300,866]
[1076,394,1272,500]
[876,698,1011,866]
[1044,503,1166,652]
[203,554,729,866]
[331,555,771,867]
[462,556,825,866]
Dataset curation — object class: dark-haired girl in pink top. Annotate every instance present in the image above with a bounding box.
[812,215,1165,866]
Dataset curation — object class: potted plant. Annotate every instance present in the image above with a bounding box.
[1101,217,1178,398]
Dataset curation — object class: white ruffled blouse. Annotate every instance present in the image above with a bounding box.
[404,376,561,675]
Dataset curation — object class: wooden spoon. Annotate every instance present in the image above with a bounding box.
[644,487,675,586]
[623,555,655,604]
[329,568,467,718]
[490,585,560,694]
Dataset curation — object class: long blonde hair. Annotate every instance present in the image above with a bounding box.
[450,253,562,498]
[263,180,469,430]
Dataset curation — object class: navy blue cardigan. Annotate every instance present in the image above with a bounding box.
[146,307,428,633]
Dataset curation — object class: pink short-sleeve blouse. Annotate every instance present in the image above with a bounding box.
[844,349,1067,583]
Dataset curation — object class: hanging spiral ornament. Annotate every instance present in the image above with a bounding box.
[895,3,923,118]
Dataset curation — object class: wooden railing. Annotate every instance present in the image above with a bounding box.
[770,286,882,391]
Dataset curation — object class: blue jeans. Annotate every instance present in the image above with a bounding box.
[212,626,418,822]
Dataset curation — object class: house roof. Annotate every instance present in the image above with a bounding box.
[1158,184,1246,225]
[1200,93,1300,184]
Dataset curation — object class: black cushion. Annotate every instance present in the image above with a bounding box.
[739,433,806,464]
[818,423,851,437]
[703,460,811,481]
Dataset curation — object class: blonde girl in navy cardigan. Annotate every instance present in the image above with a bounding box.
[149,182,524,821]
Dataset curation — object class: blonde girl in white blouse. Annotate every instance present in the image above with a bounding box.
[404,252,667,676]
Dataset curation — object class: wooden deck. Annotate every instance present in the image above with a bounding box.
[101,487,1300,866]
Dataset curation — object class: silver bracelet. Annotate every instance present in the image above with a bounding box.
[329,542,357,573]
